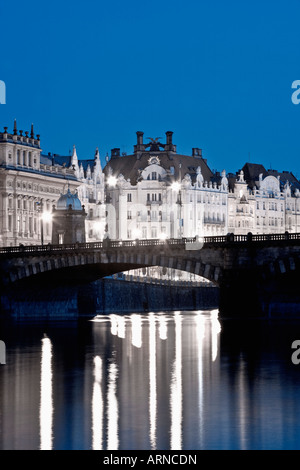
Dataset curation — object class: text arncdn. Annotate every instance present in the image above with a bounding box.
[103,454,197,466]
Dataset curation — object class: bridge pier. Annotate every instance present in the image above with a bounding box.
[219,271,264,318]
[219,271,300,319]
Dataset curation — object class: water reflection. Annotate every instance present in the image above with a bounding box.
[196,313,205,449]
[158,314,168,340]
[170,312,182,450]
[3,311,300,449]
[107,362,119,450]
[40,336,53,450]
[149,313,157,449]
[92,356,103,450]
[211,309,221,362]
[131,314,142,348]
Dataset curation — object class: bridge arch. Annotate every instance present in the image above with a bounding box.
[2,233,300,318]
[3,246,219,286]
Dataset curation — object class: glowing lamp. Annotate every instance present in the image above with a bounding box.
[42,212,52,223]
[107,176,117,187]
[171,182,181,192]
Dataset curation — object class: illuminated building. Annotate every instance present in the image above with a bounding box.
[1,123,300,250]
[0,121,79,246]
[103,131,228,240]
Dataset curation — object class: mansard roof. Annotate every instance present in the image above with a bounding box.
[241,162,300,193]
[102,131,214,185]
[41,154,73,167]
[103,151,213,185]
[241,163,268,187]
[42,154,96,178]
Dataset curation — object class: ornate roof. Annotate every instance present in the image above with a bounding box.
[56,188,82,211]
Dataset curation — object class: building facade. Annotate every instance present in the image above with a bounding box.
[103,131,228,240]
[1,123,300,249]
[227,163,300,235]
[0,121,80,247]
[101,132,300,240]
[52,145,106,243]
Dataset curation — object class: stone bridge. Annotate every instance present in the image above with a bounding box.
[1,232,300,317]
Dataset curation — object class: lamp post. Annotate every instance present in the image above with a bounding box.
[93,219,105,240]
[39,203,52,246]
[36,201,44,245]
[171,181,183,238]
[41,210,44,245]
[105,174,117,239]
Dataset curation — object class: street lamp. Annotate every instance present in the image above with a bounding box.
[41,211,52,245]
[159,232,167,241]
[171,181,181,192]
[105,175,117,206]
[171,181,183,238]
[107,175,117,187]
[132,228,142,240]
[93,219,105,240]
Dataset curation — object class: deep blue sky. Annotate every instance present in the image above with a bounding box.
[1,0,300,176]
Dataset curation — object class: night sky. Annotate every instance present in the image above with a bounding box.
[1,0,300,176]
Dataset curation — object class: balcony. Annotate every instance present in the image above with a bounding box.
[146,200,163,206]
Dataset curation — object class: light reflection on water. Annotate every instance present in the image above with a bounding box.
[92,356,103,450]
[170,312,182,450]
[149,313,157,450]
[40,336,53,450]
[1,309,300,450]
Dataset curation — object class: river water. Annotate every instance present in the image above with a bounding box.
[1,309,300,450]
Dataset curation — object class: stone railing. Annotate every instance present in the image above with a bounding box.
[1,232,300,256]
[0,237,195,256]
[203,231,300,244]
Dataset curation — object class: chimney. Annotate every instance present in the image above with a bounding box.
[137,131,144,146]
[111,148,120,159]
[134,131,145,156]
[192,148,202,157]
[166,131,173,146]
[165,131,175,152]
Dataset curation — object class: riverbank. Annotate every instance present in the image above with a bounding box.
[0,278,219,318]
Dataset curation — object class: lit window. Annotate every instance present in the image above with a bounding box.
[151,227,157,238]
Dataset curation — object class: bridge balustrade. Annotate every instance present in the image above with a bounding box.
[0,232,300,257]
